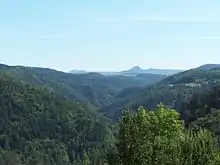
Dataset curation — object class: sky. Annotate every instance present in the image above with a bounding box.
[0,0,220,72]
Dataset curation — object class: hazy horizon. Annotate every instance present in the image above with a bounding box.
[1,0,220,72]
[0,62,212,73]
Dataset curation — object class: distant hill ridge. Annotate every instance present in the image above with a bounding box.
[70,65,183,76]
[70,64,220,76]
[197,64,220,70]
[0,63,166,110]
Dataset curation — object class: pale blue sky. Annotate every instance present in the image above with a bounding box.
[0,0,220,72]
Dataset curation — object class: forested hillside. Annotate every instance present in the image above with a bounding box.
[0,71,116,165]
[2,63,220,164]
[100,68,220,120]
[0,64,166,110]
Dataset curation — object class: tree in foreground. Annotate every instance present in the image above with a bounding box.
[82,152,90,165]
[117,104,220,165]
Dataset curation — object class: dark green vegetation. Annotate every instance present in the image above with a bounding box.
[116,106,220,165]
[100,68,220,120]
[0,64,166,110]
[1,63,220,164]
[0,71,116,164]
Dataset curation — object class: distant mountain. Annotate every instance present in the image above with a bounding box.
[197,64,220,70]
[120,66,183,76]
[125,66,143,73]
[120,66,143,75]
[69,70,121,76]
[69,66,183,76]
[143,68,183,75]
[0,63,166,110]
[69,69,87,74]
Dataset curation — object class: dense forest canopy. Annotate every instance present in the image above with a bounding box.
[0,71,116,164]
[100,68,220,120]
[1,63,220,164]
[0,64,166,110]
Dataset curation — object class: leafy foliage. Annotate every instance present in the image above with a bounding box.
[117,106,220,165]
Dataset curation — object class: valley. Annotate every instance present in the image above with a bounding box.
[1,63,220,164]
[1,1,220,164]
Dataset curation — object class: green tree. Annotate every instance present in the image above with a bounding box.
[179,129,220,165]
[118,105,220,165]
[82,152,90,165]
